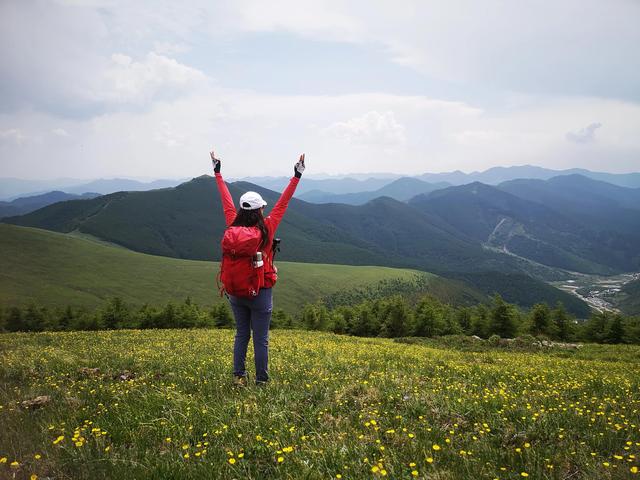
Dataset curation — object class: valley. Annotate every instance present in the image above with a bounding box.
[552,271,640,313]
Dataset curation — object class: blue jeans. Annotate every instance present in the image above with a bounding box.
[228,288,273,383]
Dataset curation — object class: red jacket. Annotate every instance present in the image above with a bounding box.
[215,173,300,288]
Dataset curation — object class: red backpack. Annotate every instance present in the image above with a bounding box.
[218,226,265,298]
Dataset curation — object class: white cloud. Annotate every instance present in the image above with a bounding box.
[0,2,210,116]
[97,52,207,105]
[3,87,639,181]
[154,121,186,148]
[1,1,639,180]
[566,122,602,144]
[153,41,191,56]
[219,0,640,100]
[52,128,70,137]
[323,111,406,147]
[0,128,27,145]
[217,0,362,42]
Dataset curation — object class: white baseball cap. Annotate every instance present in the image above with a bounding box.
[239,191,267,210]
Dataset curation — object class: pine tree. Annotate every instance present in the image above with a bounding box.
[490,294,517,338]
[413,297,446,337]
[301,303,329,331]
[271,309,292,329]
[331,312,348,334]
[443,310,462,336]
[23,303,46,332]
[59,305,74,331]
[606,314,625,344]
[551,302,573,341]
[351,303,374,337]
[102,297,129,330]
[6,306,22,332]
[623,316,640,344]
[137,304,157,329]
[382,296,411,337]
[456,307,473,335]
[471,304,491,338]
[177,297,199,328]
[159,302,177,329]
[528,303,555,337]
[212,303,234,328]
[583,311,609,343]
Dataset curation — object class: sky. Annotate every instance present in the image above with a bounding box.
[0,0,639,180]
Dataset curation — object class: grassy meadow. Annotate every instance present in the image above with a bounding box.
[0,223,431,315]
[1,329,639,479]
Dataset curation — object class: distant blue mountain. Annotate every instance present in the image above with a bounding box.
[298,177,450,205]
[237,176,396,196]
[417,165,640,188]
[4,165,638,201]
[63,178,185,195]
[0,191,101,218]
[498,174,640,236]
[0,177,186,200]
[242,165,640,197]
[0,178,83,200]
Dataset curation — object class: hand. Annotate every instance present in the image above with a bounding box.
[294,153,305,178]
[210,150,221,173]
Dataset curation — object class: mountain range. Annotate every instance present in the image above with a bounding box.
[236,165,640,199]
[498,175,640,236]
[0,177,185,201]
[8,171,640,316]
[4,165,638,202]
[417,165,640,188]
[297,177,451,205]
[0,191,101,219]
[411,179,640,274]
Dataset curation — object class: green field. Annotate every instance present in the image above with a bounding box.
[1,329,639,479]
[0,224,437,314]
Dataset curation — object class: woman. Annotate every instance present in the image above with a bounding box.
[211,149,305,386]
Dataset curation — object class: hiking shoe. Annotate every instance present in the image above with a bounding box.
[255,380,268,388]
[233,375,248,387]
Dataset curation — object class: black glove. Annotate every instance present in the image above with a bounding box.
[294,154,305,178]
[210,151,221,173]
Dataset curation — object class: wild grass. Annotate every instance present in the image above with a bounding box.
[1,329,639,479]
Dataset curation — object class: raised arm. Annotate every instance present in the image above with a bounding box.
[210,150,236,226]
[265,154,305,230]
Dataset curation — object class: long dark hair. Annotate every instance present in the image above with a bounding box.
[231,208,269,249]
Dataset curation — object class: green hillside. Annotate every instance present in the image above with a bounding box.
[410,182,624,274]
[3,176,512,274]
[448,272,591,318]
[0,224,460,314]
[4,175,533,275]
[616,278,640,316]
[2,177,385,266]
